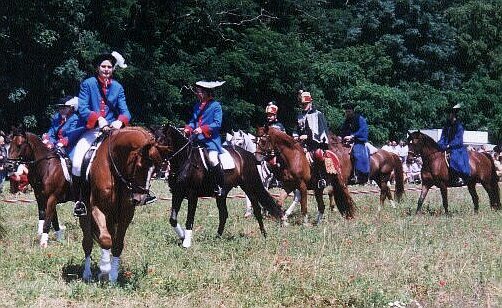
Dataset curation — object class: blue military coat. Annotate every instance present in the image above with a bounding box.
[340,113,370,175]
[186,99,223,154]
[438,120,471,177]
[78,76,131,130]
[47,113,82,152]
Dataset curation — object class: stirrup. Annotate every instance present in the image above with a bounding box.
[317,179,327,189]
[73,201,87,217]
[214,185,224,197]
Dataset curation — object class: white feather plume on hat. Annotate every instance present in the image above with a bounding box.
[111,51,127,69]
[195,81,226,89]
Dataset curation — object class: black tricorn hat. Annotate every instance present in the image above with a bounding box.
[342,102,356,110]
[93,52,117,67]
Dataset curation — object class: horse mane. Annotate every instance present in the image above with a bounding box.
[415,131,441,150]
[268,127,299,149]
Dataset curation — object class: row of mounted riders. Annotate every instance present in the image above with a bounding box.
[3,125,500,283]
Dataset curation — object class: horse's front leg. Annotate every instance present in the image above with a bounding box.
[416,185,431,214]
[439,184,449,215]
[215,195,228,237]
[108,204,135,283]
[39,195,59,247]
[169,191,185,240]
[299,181,309,226]
[183,194,198,248]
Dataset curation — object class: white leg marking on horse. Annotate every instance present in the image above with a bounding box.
[173,223,185,240]
[99,248,111,274]
[40,233,49,248]
[285,201,297,217]
[316,212,324,225]
[37,220,44,236]
[390,200,396,208]
[110,256,120,283]
[83,256,92,282]
[182,230,193,248]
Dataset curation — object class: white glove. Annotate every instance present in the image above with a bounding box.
[110,120,123,129]
[97,117,108,128]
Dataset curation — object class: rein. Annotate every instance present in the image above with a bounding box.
[107,130,150,194]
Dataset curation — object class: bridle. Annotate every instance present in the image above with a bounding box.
[107,129,154,194]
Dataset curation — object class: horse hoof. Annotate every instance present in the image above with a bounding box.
[55,230,64,242]
[182,230,192,248]
[98,272,109,282]
[281,220,289,227]
[244,211,253,218]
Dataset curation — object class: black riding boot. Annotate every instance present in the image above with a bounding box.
[356,172,369,185]
[210,164,224,197]
[72,176,87,217]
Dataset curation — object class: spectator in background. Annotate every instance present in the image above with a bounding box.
[405,158,421,184]
[494,153,502,181]
[398,140,408,163]
[0,136,7,194]
[9,163,29,194]
[381,140,392,152]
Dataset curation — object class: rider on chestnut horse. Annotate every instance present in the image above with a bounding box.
[293,90,330,188]
[339,102,370,185]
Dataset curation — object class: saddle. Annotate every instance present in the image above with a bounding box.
[81,132,109,181]
[54,147,72,183]
[197,147,235,171]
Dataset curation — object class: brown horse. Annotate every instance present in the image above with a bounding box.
[407,131,500,214]
[79,126,167,282]
[154,125,283,248]
[256,126,355,225]
[327,132,405,210]
[8,128,69,247]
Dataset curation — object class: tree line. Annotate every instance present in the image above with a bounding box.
[1,0,501,145]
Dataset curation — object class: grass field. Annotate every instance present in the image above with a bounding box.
[0,180,501,307]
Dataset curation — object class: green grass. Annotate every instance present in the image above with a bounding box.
[0,181,501,307]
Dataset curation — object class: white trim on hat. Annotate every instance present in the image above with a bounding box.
[452,103,461,109]
[195,81,226,89]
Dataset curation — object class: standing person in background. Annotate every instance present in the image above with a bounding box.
[398,140,408,163]
[437,103,470,186]
[339,102,370,184]
[184,80,226,196]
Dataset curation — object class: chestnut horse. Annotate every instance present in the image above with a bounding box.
[327,132,404,210]
[407,131,500,214]
[8,128,69,247]
[79,126,167,282]
[154,125,283,248]
[255,126,355,225]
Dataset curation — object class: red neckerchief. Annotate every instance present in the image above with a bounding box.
[57,116,66,140]
[98,76,112,117]
[197,98,212,127]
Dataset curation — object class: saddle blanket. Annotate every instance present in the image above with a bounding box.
[59,156,72,183]
[366,142,378,155]
[198,148,235,170]
[324,150,342,175]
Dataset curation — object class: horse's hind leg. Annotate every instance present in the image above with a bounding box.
[314,188,325,225]
[439,185,449,215]
[468,183,480,213]
[169,193,185,240]
[244,193,266,237]
[215,196,228,237]
[79,216,94,281]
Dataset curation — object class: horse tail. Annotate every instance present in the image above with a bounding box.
[331,174,356,219]
[482,152,501,208]
[392,153,405,203]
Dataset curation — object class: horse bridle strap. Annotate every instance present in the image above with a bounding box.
[107,132,150,194]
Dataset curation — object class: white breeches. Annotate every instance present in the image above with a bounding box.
[69,128,100,176]
[208,150,219,167]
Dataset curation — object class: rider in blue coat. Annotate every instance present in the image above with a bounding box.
[44,96,82,153]
[437,104,470,185]
[339,102,370,184]
[184,80,226,196]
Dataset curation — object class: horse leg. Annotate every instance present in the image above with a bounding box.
[284,189,297,218]
[108,207,134,283]
[244,195,253,218]
[314,188,325,225]
[416,185,431,214]
[439,185,449,215]
[215,196,228,237]
[299,182,309,226]
[79,216,94,282]
[183,195,198,248]
[169,193,185,240]
[467,183,480,213]
[40,195,58,248]
[52,209,64,242]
